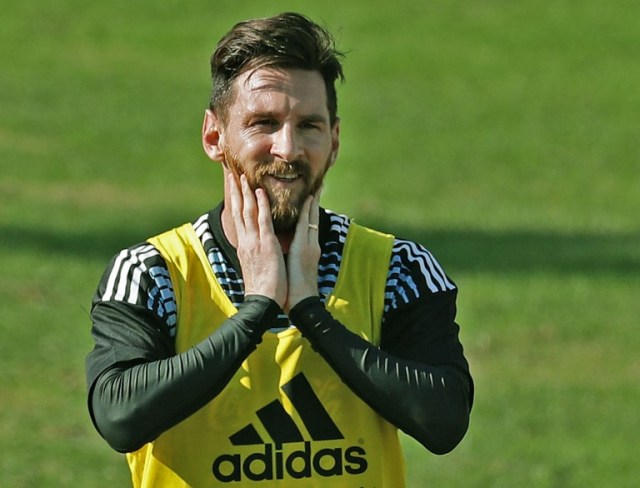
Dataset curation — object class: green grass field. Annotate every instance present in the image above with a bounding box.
[2,1,639,486]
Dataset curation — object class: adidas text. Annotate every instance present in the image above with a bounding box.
[212,441,368,482]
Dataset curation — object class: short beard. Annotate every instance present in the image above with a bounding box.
[225,154,327,233]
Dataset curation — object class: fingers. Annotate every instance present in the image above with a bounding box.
[240,174,258,237]
[227,173,244,233]
[286,190,321,311]
[309,185,321,232]
[290,186,323,254]
[229,173,261,240]
[292,194,313,246]
[302,186,322,242]
[255,186,276,240]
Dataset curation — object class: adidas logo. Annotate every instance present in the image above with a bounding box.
[212,373,369,482]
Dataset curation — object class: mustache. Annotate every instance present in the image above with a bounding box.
[254,159,311,182]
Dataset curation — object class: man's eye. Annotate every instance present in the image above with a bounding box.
[300,121,321,130]
[254,119,277,127]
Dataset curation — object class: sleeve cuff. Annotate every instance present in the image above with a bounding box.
[289,296,335,338]
[235,295,284,335]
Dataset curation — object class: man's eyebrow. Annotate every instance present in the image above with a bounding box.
[246,111,329,123]
[300,113,329,124]
[247,110,278,119]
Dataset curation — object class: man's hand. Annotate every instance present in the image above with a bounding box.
[285,188,322,311]
[229,173,287,308]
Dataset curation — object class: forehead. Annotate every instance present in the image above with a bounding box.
[229,68,329,117]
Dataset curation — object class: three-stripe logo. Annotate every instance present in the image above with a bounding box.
[230,373,344,446]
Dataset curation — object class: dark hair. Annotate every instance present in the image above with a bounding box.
[209,12,345,124]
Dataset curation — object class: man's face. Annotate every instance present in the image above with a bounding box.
[217,68,339,232]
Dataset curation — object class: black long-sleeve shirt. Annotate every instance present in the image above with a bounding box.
[86,205,473,455]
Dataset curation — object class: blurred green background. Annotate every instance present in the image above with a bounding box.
[1,0,639,486]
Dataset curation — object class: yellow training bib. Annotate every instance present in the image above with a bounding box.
[126,221,404,487]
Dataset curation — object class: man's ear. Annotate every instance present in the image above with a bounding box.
[329,117,340,168]
[202,109,226,163]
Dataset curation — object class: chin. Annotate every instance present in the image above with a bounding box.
[271,210,300,233]
[266,189,308,233]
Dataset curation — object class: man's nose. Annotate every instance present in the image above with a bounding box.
[270,124,303,162]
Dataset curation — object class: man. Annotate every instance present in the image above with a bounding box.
[86,12,473,487]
